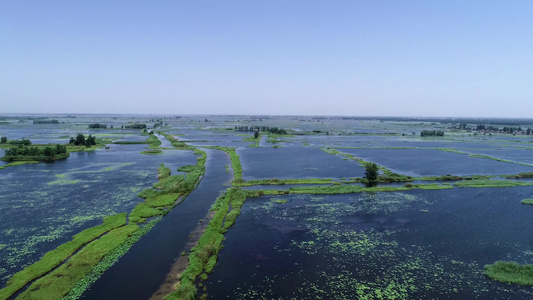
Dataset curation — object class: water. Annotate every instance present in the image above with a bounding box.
[82,149,231,299]
[206,187,533,299]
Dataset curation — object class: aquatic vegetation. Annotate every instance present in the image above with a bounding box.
[484,261,533,286]
[0,213,126,299]
[521,199,533,205]
[270,199,287,204]
[0,160,39,170]
[242,134,261,147]
[140,149,163,155]
[454,179,533,188]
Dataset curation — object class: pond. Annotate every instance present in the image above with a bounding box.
[338,148,533,177]
[238,147,365,180]
[206,187,533,299]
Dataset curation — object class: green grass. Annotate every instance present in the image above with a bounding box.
[243,134,261,147]
[454,179,533,188]
[271,198,288,204]
[0,213,127,300]
[0,160,40,170]
[157,163,171,180]
[521,199,533,205]
[17,225,139,299]
[484,261,533,286]
[160,132,188,148]
[140,149,163,155]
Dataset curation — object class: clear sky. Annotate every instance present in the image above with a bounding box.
[2,1,533,117]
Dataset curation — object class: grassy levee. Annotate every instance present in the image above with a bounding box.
[0,161,40,170]
[17,225,139,299]
[160,132,188,148]
[131,150,207,224]
[454,179,533,188]
[168,188,252,300]
[204,146,243,183]
[0,213,127,300]
[288,183,452,194]
[112,133,161,148]
[484,261,533,286]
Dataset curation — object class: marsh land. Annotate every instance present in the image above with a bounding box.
[2,114,533,299]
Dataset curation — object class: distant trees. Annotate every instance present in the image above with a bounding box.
[364,162,379,187]
[124,123,147,129]
[69,134,97,147]
[254,131,259,139]
[1,137,6,143]
[33,120,59,124]
[3,144,67,161]
[235,125,287,135]
[420,130,444,137]
[88,123,107,129]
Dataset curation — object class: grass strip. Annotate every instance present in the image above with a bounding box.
[0,160,40,170]
[0,213,127,299]
[18,225,139,299]
[140,149,163,155]
[485,261,533,286]
[63,217,160,300]
[453,179,533,188]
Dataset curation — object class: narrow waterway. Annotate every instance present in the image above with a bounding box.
[81,148,230,300]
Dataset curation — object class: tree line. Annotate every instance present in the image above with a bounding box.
[420,130,444,137]
[4,144,67,160]
[235,125,287,134]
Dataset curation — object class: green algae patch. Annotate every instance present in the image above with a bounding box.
[485,261,533,286]
[0,160,40,170]
[141,149,163,155]
[0,213,127,300]
[47,179,81,185]
[271,198,288,204]
[17,224,139,299]
[521,199,533,205]
[454,180,533,188]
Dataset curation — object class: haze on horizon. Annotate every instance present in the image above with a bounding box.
[2,1,533,118]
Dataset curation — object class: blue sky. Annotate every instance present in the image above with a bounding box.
[2,1,533,117]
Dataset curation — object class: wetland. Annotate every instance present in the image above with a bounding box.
[2,114,533,299]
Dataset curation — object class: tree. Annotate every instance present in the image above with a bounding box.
[75,134,85,146]
[364,162,379,187]
[0,136,6,143]
[254,131,259,139]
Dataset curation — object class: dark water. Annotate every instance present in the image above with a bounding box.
[82,149,231,300]
[239,147,365,180]
[206,187,533,299]
[339,148,533,176]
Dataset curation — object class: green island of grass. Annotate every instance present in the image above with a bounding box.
[521,199,533,205]
[484,261,533,286]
